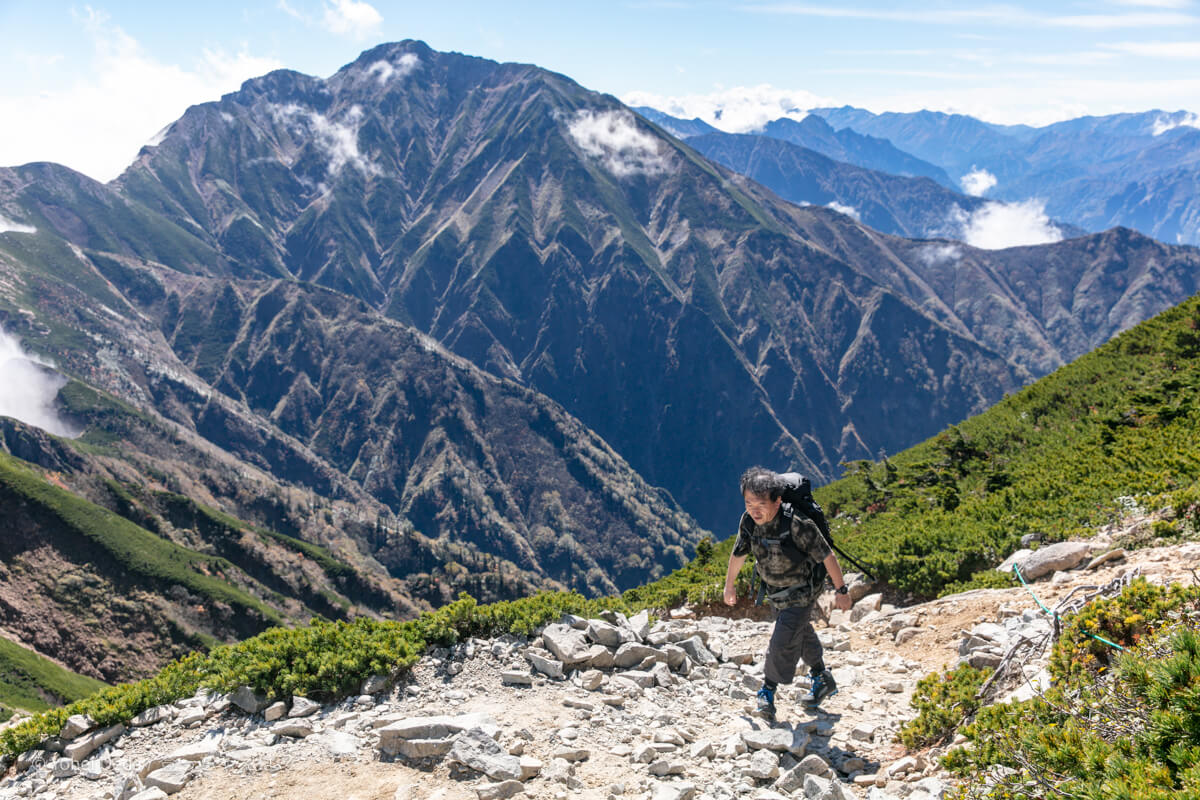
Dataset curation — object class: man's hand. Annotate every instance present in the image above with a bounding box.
[833,591,852,612]
[723,585,738,606]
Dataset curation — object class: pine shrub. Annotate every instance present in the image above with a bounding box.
[898,663,991,748]
[945,584,1200,799]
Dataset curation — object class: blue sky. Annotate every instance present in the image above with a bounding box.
[3,0,1199,181]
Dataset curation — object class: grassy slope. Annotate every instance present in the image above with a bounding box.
[0,638,108,720]
[628,292,1200,605]
[0,450,286,626]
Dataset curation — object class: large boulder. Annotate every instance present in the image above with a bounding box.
[999,542,1093,581]
[586,619,638,648]
[541,624,595,666]
[446,727,522,781]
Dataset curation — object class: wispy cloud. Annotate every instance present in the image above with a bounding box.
[951,200,1064,250]
[0,214,37,235]
[1111,0,1193,8]
[367,52,419,84]
[272,104,382,178]
[622,85,833,133]
[567,110,669,177]
[916,242,963,267]
[321,0,384,39]
[0,326,80,438]
[0,9,281,181]
[1047,12,1199,28]
[826,201,860,220]
[1103,40,1200,58]
[1153,111,1200,134]
[746,3,1199,28]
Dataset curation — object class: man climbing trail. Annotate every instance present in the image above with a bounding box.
[723,466,854,721]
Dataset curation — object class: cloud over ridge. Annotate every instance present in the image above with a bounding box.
[951,200,1064,250]
[0,327,80,438]
[567,110,669,177]
[961,168,998,197]
[622,85,833,133]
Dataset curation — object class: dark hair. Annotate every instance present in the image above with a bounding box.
[740,466,783,500]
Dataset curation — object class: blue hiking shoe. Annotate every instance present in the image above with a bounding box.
[801,669,838,707]
[755,686,776,720]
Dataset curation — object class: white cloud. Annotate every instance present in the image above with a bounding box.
[567,110,669,177]
[0,326,80,438]
[273,104,381,178]
[745,4,1199,28]
[1153,111,1200,134]
[960,168,998,197]
[826,201,860,220]
[0,214,37,235]
[368,53,419,84]
[322,0,383,39]
[916,243,963,267]
[621,85,834,133]
[950,200,1064,250]
[1113,0,1192,8]
[0,10,282,182]
[1103,40,1200,58]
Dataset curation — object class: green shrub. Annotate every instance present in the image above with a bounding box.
[0,589,636,759]
[898,663,991,748]
[1049,578,1200,685]
[946,584,1200,799]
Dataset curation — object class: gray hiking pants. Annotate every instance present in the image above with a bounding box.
[764,603,823,685]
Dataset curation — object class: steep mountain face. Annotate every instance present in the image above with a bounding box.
[810,106,1200,245]
[92,40,1200,532]
[0,161,708,609]
[681,131,983,238]
[157,276,702,595]
[99,41,1040,531]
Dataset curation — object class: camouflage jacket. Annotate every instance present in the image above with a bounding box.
[733,505,831,609]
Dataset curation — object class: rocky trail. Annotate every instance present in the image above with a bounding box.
[5,528,1200,800]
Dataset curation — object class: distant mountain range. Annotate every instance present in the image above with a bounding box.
[807,106,1200,246]
[3,40,1200,683]
[639,103,1200,246]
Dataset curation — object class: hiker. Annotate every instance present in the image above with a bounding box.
[723,466,854,720]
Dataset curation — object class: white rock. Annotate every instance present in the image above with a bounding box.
[129,789,170,800]
[263,701,288,721]
[744,749,780,780]
[144,760,194,794]
[289,696,322,717]
[60,714,95,741]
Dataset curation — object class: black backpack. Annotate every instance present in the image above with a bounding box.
[778,471,875,581]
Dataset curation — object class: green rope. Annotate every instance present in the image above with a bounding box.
[1012,564,1125,652]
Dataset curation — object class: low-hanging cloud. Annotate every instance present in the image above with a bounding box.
[826,201,860,220]
[368,53,419,85]
[621,85,834,134]
[273,104,381,179]
[0,327,80,438]
[960,168,998,196]
[950,200,1064,249]
[0,214,37,235]
[916,242,963,267]
[567,110,669,178]
[1153,111,1200,135]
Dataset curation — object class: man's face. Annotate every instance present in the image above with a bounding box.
[743,489,782,526]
